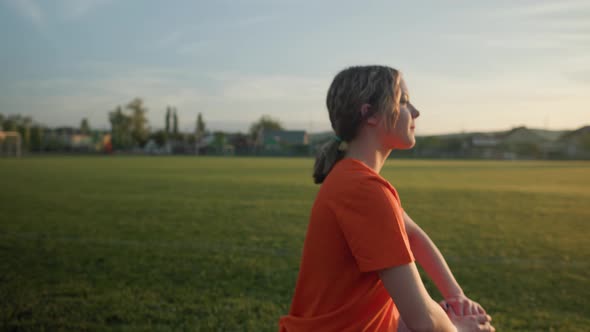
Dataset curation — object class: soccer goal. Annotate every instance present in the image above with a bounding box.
[0,131,22,157]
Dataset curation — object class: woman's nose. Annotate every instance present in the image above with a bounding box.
[411,105,420,119]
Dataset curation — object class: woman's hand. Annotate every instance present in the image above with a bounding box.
[448,309,495,332]
[440,294,486,316]
[441,295,494,331]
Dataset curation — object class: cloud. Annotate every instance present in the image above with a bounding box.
[58,0,112,19]
[176,40,212,56]
[566,70,590,84]
[156,29,185,48]
[2,65,333,132]
[3,0,114,32]
[218,74,327,102]
[494,1,590,18]
[443,28,590,51]
[155,14,277,52]
[5,0,43,26]
[482,38,563,50]
[233,14,277,27]
[4,64,206,130]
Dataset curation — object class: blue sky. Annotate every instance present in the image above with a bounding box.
[1,0,588,134]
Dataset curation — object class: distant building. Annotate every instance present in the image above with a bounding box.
[471,134,499,148]
[70,134,93,149]
[558,126,590,159]
[411,125,589,160]
[307,131,336,155]
[260,130,308,151]
[37,127,109,153]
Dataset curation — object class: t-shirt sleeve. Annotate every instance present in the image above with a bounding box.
[333,178,414,272]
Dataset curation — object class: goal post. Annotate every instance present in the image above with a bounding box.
[0,131,22,157]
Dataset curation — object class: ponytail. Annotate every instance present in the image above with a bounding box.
[313,139,346,184]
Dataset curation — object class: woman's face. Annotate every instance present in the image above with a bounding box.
[380,77,420,150]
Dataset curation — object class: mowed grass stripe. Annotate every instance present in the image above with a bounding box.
[1,231,588,270]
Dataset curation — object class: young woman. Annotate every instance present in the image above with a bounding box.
[279,66,495,332]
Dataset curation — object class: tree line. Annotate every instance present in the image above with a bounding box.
[1,97,284,153]
[107,98,283,151]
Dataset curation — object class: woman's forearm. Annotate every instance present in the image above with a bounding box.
[407,222,463,299]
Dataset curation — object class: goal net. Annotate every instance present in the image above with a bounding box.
[0,131,22,157]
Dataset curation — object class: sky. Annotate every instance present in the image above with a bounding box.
[0,0,588,135]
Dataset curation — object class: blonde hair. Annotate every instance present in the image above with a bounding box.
[313,65,402,184]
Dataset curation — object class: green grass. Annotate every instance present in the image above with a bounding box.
[1,157,589,331]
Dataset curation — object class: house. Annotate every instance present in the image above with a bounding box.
[143,138,171,155]
[38,127,107,152]
[70,134,93,149]
[471,133,499,148]
[414,126,576,160]
[497,126,570,158]
[557,125,590,159]
[259,130,308,151]
[443,126,567,159]
[192,133,235,155]
[468,133,501,158]
[307,131,336,155]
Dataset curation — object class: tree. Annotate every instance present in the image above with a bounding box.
[0,113,4,129]
[165,106,172,135]
[196,113,206,138]
[2,114,19,131]
[213,131,226,153]
[229,133,249,155]
[30,125,43,152]
[172,108,179,137]
[80,118,91,135]
[249,115,283,140]
[109,106,133,150]
[126,98,149,147]
[580,132,590,151]
[150,130,168,147]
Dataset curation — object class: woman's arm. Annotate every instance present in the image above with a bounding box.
[379,263,492,332]
[403,211,486,315]
[379,262,456,332]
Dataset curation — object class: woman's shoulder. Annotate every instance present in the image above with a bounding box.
[322,159,392,197]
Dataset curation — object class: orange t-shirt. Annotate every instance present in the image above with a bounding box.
[278,158,414,332]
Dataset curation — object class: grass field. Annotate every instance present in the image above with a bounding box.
[1,156,589,331]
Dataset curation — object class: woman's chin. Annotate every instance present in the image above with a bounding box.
[391,140,416,150]
[401,137,416,150]
[402,142,416,150]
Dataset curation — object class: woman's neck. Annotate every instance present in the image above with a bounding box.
[345,134,391,174]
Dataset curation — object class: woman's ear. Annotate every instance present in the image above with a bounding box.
[361,104,379,126]
[360,104,371,118]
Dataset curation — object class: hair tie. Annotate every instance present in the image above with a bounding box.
[333,135,348,151]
